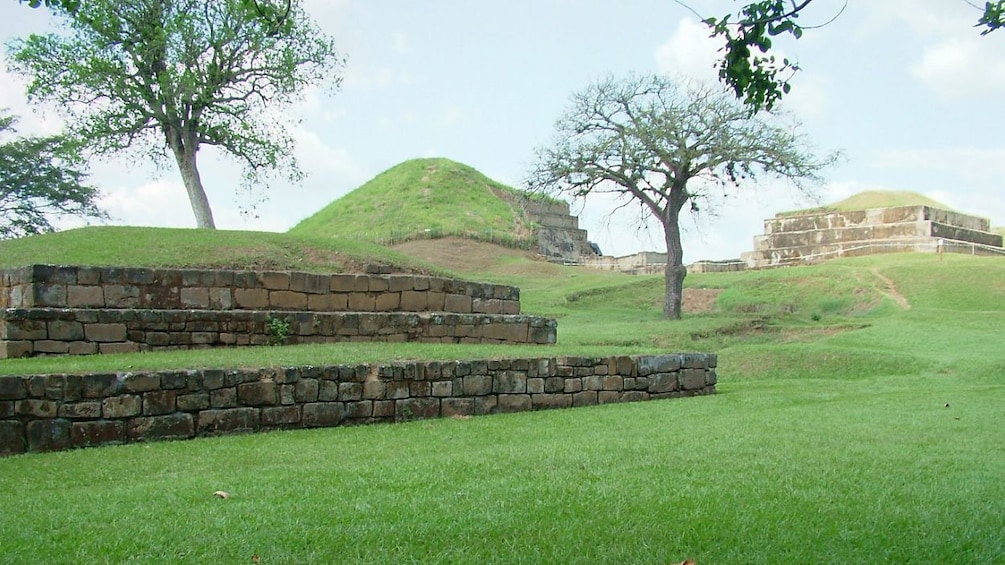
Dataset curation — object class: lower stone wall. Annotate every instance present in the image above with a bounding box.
[1,309,557,358]
[0,353,716,456]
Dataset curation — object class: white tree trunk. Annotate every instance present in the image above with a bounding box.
[168,130,216,229]
[662,209,686,320]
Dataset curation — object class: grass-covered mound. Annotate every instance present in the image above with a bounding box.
[0,226,441,275]
[782,189,952,217]
[289,157,541,249]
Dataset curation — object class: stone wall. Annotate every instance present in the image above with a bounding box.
[0,353,717,456]
[1,266,557,358]
[742,205,1005,268]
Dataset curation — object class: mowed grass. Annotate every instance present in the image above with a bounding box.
[1,226,1005,563]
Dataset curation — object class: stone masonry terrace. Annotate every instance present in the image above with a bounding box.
[0,265,557,358]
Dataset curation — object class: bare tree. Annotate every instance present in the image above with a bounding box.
[528,74,836,319]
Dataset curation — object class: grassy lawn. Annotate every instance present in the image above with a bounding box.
[1,234,1004,563]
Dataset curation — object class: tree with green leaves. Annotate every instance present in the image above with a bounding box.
[527,75,835,319]
[9,0,343,229]
[696,0,1005,112]
[0,111,107,239]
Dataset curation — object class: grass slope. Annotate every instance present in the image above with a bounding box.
[783,189,952,217]
[2,231,1005,562]
[0,226,441,275]
[289,157,537,248]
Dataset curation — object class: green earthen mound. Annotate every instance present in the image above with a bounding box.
[782,190,952,217]
[289,157,540,248]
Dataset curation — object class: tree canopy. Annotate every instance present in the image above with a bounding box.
[0,111,107,239]
[528,75,834,318]
[699,0,1005,111]
[9,0,343,229]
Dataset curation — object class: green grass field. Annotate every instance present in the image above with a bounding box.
[1,227,1004,563]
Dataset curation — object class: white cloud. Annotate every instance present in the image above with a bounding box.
[654,17,722,81]
[911,37,1005,98]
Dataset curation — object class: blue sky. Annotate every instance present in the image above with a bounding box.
[2,0,1003,260]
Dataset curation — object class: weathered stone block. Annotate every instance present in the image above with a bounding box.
[493,371,527,394]
[1,340,33,358]
[128,413,194,441]
[473,395,498,415]
[58,401,102,419]
[462,375,493,396]
[143,390,177,415]
[302,402,344,427]
[270,290,307,310]
[85,323,127,342]
[261,406,301,426]
[373,400,395,418]
[71,420,125,447]
[345,400,373,419]
[498,394,532,413]
[598,391,621,404]
[0,376,26,400]
[441,397,474,417]
[601,376,623,391]
[198,408,259,435]
[318,380,339,401]
[17,399,58,418]
[444,294,472,313]
[431,381,453,397]
[99,342,140,355]
[572,391,597,407]
[295,379,319,403]
[0,421,25,455]
[180,287,210,308]
[120,373,160,393]
[104,285,139,307]
[260,271,290,290]
[620,391,649,403]
[177,392,210,411]
[338,382,363,401]
[237,380,278,406]
[400,291,427,311]
[397,397,440,420]
[648,373,679,394]
[386,381,409,400]
[83,374,119,398]
[0,401,13,418]
[636,355,682,376]
[234,289,269,309]
[680,369,707,391]
[103,395,141,418]
[211,387,237,408]
[532,394,573,410]
[48,320,85,340]
[26,418,71,452]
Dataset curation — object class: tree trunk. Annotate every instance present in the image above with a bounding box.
[662,212,686,319]
[167,129,216,229]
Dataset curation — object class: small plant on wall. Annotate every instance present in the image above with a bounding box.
[265,316,291,346]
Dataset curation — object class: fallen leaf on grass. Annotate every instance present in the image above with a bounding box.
[672,560,696,565]
[251,554,260,563]
[213,491,230,499]
[450,414,472,421]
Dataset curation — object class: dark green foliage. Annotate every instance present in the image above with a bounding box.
[0,112,106,239]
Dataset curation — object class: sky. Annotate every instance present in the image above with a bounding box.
[1,0,1004,261]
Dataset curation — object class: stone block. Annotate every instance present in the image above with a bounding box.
[143,390,177,415]
[82,374,119,398]
[0,421,24,455]
[345,400,373,419]
[177,392,210,411]
[602,376,624,391]
[103,395,141,418]
[473,396,498,415]
[1,340,33,358]
[291,272,330,294]
[234,289,269,309]
[648,373,679,394]
[400,291,427,311]
[0,376,26,400]
[128,413,195,441]
[308,294,348,311]
[373,400,395,418]
[180,287,210,308]
[270,290,307,310]
[260,271,290,290]
[431,381,453,397]
[493,371,527,394]
[636,355,682,376]
[621,391,649,403]
[302,402,345,427]
[441,397,474,417]
[104,285,139,308]
[397,397,440,420]
[85,323,128,342]
[598,391,621,404]
[531,394,573,410]
[210,387,237,408]
[338,382,363,402]
[197,408,259,435]
[572,391,597,407]
[58,401,102,419]
[386,381,409,400]
[99,342,140,355]
[261,406,301,427]
[318,380,339,401]
[120,373,161,393]
[362,380,385,400]
[444,294,472,313]
[680,369,707,391]
[330,274,355,292]
[48,320,85,341]
[16,399,58,418]
[348,292,376,311]
[295,379,319,403]
[462,374,493,396]
[71,420,125,448]
[527,378,544,394]
[238,380,278,406]
[498,394,531,413]
[32,340,68,354]
[32,282,66,307]
[375,293,400,312]
[26,418,71,452]
[0,401,13,418]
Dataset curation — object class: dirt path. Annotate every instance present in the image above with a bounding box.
[871,268,910,310]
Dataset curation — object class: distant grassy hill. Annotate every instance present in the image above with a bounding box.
[0,226,441,275]
[782,190,952,217]
[290,158,540,249]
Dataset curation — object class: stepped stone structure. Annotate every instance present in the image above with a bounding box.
[0,265,557,358]
[493,189,598,262]
[741,205,1004,268]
